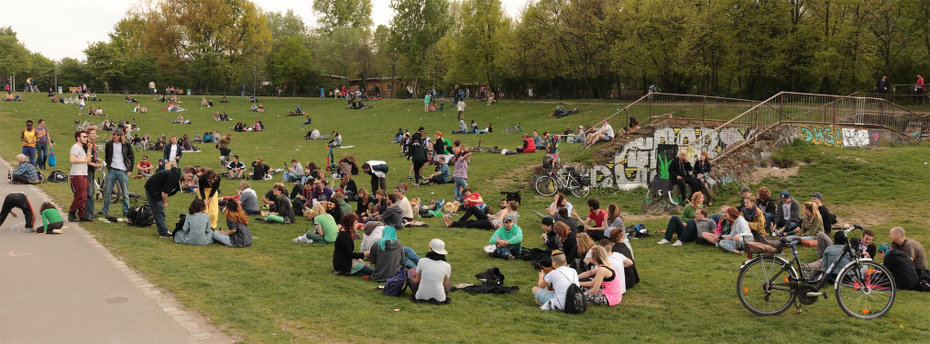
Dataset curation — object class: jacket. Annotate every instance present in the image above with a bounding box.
[104,140,135,172]
[369,239,405,282]
[163,143,183,163]
[774,199,801,223]
[365,160,388,179]
[668,158,692,180]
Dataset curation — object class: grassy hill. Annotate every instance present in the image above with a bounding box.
[1,93,928,343]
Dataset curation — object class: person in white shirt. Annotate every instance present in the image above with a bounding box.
[68,131,92,222]
[394,186,414,222]
[584,122,615,146]
[99,130,135,217]
[409,239,452,303]
[457,99,467,121]
[532,250,580,311]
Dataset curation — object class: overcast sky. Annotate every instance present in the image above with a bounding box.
[0,0,529,61]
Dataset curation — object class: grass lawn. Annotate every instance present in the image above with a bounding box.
[1,93,928,343]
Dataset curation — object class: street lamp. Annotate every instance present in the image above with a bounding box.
[252,66,256,97]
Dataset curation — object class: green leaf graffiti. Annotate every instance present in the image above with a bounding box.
[657,154,671,179]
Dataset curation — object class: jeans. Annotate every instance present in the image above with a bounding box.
[305,232,333,244]
[146,193,168,236]
[69,176,88,217]
[494,245,521,259]
[213,231,232,246]
[719,237,743,252]
[453,177,468,202]
[85,171,96,217]
[665,216,697,242]
[764,212,776,232]
[775,218,800,233]
[100,169,130,216]
[35,143,48,169]
[282,172,300,182]
[403,247,420,269]
[21,146,36,165]
[708,213,722,225]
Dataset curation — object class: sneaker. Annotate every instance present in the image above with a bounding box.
[672,240,683,247]
[68,213,79,223]
[159,233,173,238]
[106,215,118,223]
[657,239,670,245]
[293,235,312,244]
[79,216,94,222]
[406,176,413,180]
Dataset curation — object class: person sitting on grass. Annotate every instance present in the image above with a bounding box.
[332,213,373,277]
[294,203,337,244]
[38,202,64,234]
[532,250,580,311]
[658,192,704,246]
[338,175,358,201]
[488,213,522,260]
[578,246,623,307]
[452,120,468,134]
[214,200,252,248]
[12,153,41,184]
[425,157,451,185]
[409,238,452,304]
[772,191,801,237]
[716,207,752,254]
[583,122,614,147]
[261,184,295,224]
[226,155,245,179]
[605,232,637,291]
[542,219,578,259]
[443,199,516,230]
[888,226,928,274]
[237,182,261,216]
[368,225,417,282]
[133,155,154,179]
[282,159,303,183]
[742,196,766,235]
[360,221,384,254]
[573,198,608,241]
[174,199,214,245]
[249,158,270,180]
[374,194,404,230]
[796,201,824,243]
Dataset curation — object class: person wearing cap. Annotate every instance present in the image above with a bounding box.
[488,213,523,260]
[532,250,580,311]
[772,191,800,237]
[810,192,835,234]
[99,129,135,218]
[409,239,452,303]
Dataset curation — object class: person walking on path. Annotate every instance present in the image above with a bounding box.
[34,119,52,170]
[145,165,195,237]
[21,120,38,166]
[99,129,134,218]
[69,131,92,222]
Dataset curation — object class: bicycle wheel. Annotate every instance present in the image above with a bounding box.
[534,176,558,197]
[568,178,590,198]
[736,256,797,316]
[835,260,896,319]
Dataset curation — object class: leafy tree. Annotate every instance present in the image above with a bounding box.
[0,27,32,82]
[267,35,318,95]
[266,9,308,39]
[389,0,452,94]
[451,0,509,89]
[312,0,373,32]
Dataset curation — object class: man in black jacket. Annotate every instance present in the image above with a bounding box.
[99,129,135,218]
[162,135,183,165]
[145,166,195,237]
[667,153,701,204]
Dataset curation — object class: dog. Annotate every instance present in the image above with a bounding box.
[500,191,521,205]
[442,200,461,215]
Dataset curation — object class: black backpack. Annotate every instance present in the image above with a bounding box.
[558,269,586,314]
[48,171,68,183]
[127,205,155,227]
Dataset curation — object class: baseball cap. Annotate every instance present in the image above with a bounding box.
[429,238,448,255]
[503,212,519,223]
[780,191,790,199]
[811,192,823,200]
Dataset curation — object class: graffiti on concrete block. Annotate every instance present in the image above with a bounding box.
[870,130,880,146]
[841,128,870,147]
[586,127,754,190]
[799,125,842,147]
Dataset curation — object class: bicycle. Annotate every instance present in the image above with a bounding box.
[736,225,896,319]
[533,165,590,197]
[503,123,522,134]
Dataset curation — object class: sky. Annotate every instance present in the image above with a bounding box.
[0,0,530,61]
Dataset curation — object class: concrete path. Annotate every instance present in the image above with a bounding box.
[0,157,234,344]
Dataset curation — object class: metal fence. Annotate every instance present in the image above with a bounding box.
[596,92,761,134]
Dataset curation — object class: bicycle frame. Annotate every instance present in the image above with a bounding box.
[746,227,864,293]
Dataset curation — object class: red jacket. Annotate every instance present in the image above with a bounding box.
[522,137,536,153]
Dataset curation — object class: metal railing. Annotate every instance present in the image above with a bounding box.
[593,92,761,133]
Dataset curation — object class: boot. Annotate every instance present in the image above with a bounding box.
[68,212,79,222]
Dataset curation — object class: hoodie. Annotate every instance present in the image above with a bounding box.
[369,239,405,282]
[381,205,404,229]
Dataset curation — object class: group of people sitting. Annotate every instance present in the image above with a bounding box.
[250,103,265,112]
[131,104,148,113]
[233,121,264,132]
[212,112,231,121]
[451,120,491,135]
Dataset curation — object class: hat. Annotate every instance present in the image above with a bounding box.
[503,212,519,223]
[811,192,823,200]
[541,217,554,226]
[462,186,471,193]
[877,243,891,255]
[780,191,790,199]
[429,238,448,255]
[740,186,751,194]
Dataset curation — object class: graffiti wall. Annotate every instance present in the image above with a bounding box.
[587,127,755,190]
[797,125,872,148]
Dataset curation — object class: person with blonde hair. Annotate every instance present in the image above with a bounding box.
[658,192,704,246]
[797,201,824,240]
[12,153,41,184]
[575,232,596,261]
[294,203,337,244]
[579,246,623,306]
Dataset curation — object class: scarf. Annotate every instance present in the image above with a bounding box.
[741,205,759,222]
[377,225,398,251]
[426,251,446,261]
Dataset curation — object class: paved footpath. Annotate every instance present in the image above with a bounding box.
[0,156,234,344]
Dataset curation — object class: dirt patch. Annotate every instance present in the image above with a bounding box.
[485,163,537,189]
[829,204,894,228]
[742,163,804,185]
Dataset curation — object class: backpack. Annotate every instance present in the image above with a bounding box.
[383,267,408,297]
[127,205,155,227]
[48,148,57,167]
[558,270,586,314]
[48,171,68,183]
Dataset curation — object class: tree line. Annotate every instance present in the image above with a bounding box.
[1,0,928,100]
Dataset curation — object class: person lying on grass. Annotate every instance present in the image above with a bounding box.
[443,199,516,230]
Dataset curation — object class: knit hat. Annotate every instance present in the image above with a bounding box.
[541,217,554,226]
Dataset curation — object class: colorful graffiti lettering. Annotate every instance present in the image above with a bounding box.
[799,125,842,147]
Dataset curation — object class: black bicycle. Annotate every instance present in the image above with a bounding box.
[736,225,895,319]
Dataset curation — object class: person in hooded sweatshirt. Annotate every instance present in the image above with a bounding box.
[367,225,420,281]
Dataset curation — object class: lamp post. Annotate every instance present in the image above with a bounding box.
[252,66,256,97]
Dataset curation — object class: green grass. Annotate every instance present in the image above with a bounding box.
[2,93,928,343]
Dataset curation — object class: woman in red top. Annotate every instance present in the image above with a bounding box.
[916,74,925,105]
[574,198,608,241]
[516,134,536,153]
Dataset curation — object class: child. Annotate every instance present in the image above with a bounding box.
[39,202,64,234]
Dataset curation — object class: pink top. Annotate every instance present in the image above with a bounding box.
[599,265,623,306]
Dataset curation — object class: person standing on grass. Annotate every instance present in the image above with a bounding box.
[451,142,471,202]
[145,165,196,237]
[69,131,93,222]
[457,98,467,121]
[0,193,36,232]
[83,126,103,219]
[99,129,134,219]
[198,169,221,229]
[163,136,183,165]
[34,119,52,169]
[21,120,38,165]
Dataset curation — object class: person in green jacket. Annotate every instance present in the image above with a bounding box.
[658,192,704,246]
[489,213,523,260]
[39,202,64,234]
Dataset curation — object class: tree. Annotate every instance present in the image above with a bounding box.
[0,27,32,82]
[312,0,373,32]
[266,9,308,39]
[267,35,318,95]
[389,0,452,94]
[451,0,509,89]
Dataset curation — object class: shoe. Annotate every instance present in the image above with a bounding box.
[657,239,670,245]
[407,176,413,180]
[68,213,79,222]
[48,229,63,234]
[293,235,312,244]
[36,229,45,234]
[672,240,683,246]
[106,215,118,223]
[79,216,93,222]
[508,255,515,261]
[159,233,173,238]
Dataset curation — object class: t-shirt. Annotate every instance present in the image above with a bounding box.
[588,209,607,227]
[22,129,37,147]
[111,143,127,170]
[457,101,466,112]
[894,239,928,271]
[168,144,178,162]
[138,161,152,170]
[415,258,452,302]
[70,143,88,176]
[314,214,338,243]
[239,189,259,213]
[464,192,482,208]
[227,161,244,169]
[542,266,580,311]
[452,156,469,179]
[603,124,614,138]
[397,196,414,219]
